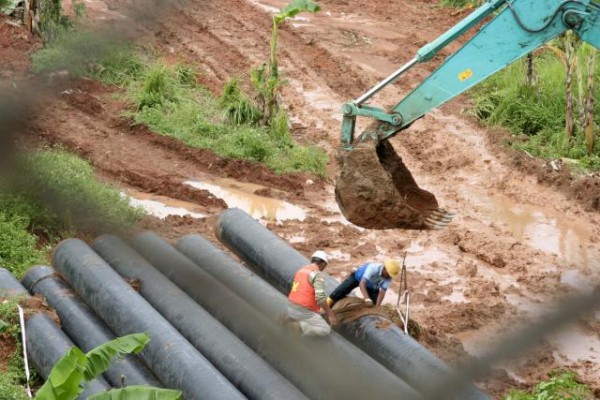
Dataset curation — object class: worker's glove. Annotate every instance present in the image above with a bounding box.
[364,298,373,307]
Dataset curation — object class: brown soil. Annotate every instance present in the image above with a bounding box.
[335,139,440,229]
[3,0,600,397]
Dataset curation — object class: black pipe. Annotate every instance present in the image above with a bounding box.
[22,266,161,388]
[26,312,111,398]
[215,208,490,400]
[52,239,245,400]
[0,268,109,398]
[0,267,28,296]
[92,235,308,400]
[132,231,422,400]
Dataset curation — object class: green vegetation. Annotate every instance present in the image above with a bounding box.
[32,28,328,176]
[13,149,144,235]
[36,332,181,400]
[504,371,593,399]
[0,297,36,400]
[439,0,483,8]
[0,149,143,279]
[471,44,600,170]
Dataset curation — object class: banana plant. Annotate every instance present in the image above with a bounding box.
[34,333,181,400]
[252,0,320,125]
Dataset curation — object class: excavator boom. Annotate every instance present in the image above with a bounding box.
[335,0,600,230]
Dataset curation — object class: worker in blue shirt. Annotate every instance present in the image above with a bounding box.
[327,259,400,307]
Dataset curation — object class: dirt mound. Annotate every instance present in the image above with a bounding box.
[331,297,390,324]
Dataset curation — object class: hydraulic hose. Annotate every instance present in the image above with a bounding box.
[22,266,161,388]
[215,208,490,400]
[26,313,112,399]
[132,231,422,400]
[92,234,308,400]
[52,239,245,400]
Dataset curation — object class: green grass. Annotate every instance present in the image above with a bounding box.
[131,62,327,176]
[440,0,483,7]
[0,149,144,278]
[31,31,328,177]
[0,210,48,278]
[471,49,600,170]
[13,149,144,235]
[0,297,37,400]
[504,370,593,399]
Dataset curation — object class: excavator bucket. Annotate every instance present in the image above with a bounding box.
[335,140,454,230]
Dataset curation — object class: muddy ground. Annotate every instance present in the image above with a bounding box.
[3,0,600,398]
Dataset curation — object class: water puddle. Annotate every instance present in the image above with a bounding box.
[247,0,280,13]
[467,188,596,268]
[185,179,306,223]
[560,270,596,294]
[301,89,340,111]
[552,326,600,363]
[123,192,206,219]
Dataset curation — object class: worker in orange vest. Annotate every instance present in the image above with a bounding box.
[286,250,338,336]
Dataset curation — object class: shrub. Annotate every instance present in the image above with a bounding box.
[219,79,262,125]
[13,150,144,235]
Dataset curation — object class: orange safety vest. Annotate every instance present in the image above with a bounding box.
[288,264,320,312]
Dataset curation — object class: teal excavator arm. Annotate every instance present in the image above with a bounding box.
[341,0,600,148]
[335,0,600,231]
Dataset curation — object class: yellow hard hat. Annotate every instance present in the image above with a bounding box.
[384,259,400,278]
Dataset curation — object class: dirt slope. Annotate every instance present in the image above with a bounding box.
[6,0,600,397]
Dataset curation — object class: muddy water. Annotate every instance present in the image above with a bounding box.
[467,188,596,269]
[123,191,206,219]
[185,179,307,223]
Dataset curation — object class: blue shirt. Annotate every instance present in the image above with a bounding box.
[354,262,391,291]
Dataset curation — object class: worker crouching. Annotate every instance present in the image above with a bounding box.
[327,259,400,307]
[285,251,338,336]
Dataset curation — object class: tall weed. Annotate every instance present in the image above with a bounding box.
[471,50,600,169]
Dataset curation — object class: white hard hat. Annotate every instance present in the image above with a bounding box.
[311,250,328,264]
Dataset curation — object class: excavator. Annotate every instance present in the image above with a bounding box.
[334,0,600,230]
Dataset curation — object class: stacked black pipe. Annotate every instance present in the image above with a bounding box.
[53,239,245,400]
[0,267,110,399]
[92,234,307,400]
[22,266,161,388]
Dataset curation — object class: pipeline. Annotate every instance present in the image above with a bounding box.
[22,266,161,388]
[52,238,246,400]
[0,267,28,296]
[92,234,308,400]
[132,231,422,400]
[215,208,490,400]
[0,268,109,398]
[26,313,112,399]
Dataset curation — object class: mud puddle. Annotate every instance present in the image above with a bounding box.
[467,188,597,269]
[123,191,206,219]
[185,178,306,223]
